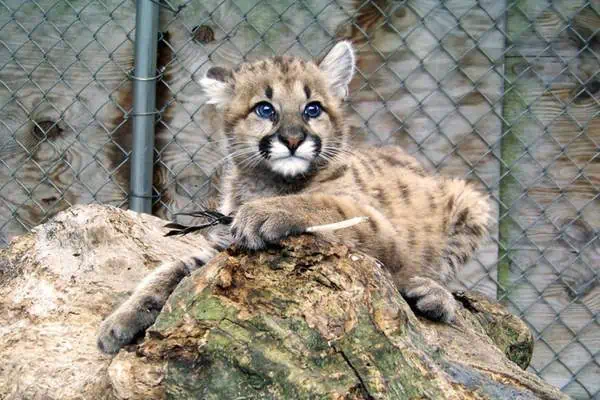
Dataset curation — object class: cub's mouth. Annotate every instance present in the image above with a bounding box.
[270,155,312,177]
[260,132,321,177]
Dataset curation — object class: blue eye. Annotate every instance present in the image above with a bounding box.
[304,102,322,119]
[255,102,276,119]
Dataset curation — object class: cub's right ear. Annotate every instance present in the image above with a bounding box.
[199,66,233,107]
[318,41,355,98]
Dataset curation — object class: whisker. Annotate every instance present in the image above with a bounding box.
[237,150,265,170]
[319,145,355,164]
[212,148,257,168]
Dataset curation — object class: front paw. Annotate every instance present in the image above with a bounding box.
[402,277,457,323]
[97,298,161,354]
[97,310,139,354]
[231,202,304,250]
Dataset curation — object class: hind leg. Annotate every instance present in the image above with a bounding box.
[401,276,458,322]
[440,179,490,282]
[399,180,490,322]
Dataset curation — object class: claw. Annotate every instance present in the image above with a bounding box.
[163,209,233,237]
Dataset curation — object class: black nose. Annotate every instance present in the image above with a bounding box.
[278,130,307,152]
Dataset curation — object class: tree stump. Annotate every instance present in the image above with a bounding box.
[0,205,566,399]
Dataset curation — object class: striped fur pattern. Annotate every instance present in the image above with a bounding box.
[97,42,490,354]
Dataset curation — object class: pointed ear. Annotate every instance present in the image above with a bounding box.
[318,41,355,98]
[199,66,233,107]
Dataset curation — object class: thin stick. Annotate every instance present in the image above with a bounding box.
[165,210,369,237]
[305,216,369,233]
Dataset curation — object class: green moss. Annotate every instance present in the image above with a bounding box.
[478,314,533,370]
[508,340,533,370]
[162,298,359,399]
[336,306,445,399]
[152,272,242,334]
[492,322,533,370]
[166,356,276,400]
[192,295,239,321]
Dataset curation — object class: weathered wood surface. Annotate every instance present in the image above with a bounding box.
[0,204,216,399]
[0,204,566,399]
[501,1,600,397]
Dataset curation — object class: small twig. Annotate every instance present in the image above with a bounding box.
[164,209,369,237]
[305,216,369,232]
[147,0,190,14]
[164,210,232,236]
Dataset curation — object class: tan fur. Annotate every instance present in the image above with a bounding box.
[97,42,490,354]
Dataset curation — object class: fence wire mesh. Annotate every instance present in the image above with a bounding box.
[0,0,598,398]
[0,0,134,243]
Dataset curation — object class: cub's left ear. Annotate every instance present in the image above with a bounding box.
[318,41,355,98]
[199,66,234,108]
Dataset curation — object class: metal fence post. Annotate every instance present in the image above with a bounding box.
[129,0,159,213]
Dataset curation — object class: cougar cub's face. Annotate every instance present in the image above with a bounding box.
[200,42,355,178]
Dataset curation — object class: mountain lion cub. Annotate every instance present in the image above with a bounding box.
[97,41,490,354]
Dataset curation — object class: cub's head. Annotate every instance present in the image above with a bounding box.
[200,41,355,178]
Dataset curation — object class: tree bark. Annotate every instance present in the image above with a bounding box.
[0,205,566,399]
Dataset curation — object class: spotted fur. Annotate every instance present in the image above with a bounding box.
[97,42,490,354]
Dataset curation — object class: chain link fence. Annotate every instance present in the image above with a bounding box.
[1,0,598,398]
[0,0,134,243]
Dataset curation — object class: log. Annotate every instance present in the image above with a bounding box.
[0,205,566,399]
